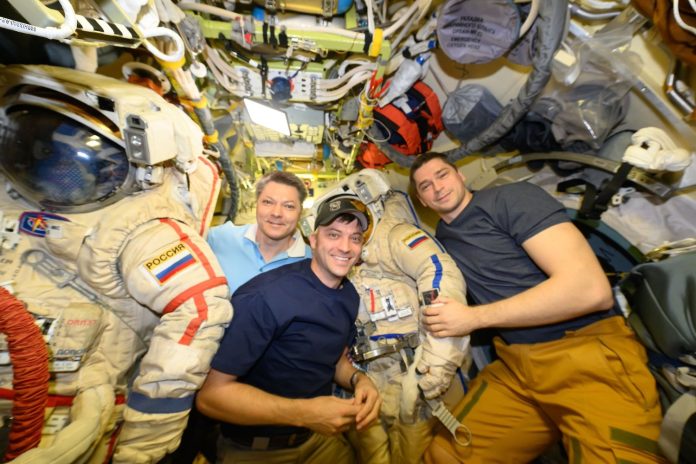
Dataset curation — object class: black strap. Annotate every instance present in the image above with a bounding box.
[279,27,288,48]
[678,412,696,464]
[556,162,633,220]
[269,24,277,48]
[582,162,633,219]
[363,31,372,54]
[260,56,269,97]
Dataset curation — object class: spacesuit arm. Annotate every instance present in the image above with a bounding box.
[388,224,470,398]
[112,218,232,464]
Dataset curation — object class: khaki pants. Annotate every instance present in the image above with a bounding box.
[217,432,354,464]
[348,417,436,464]
[425,316,666,463]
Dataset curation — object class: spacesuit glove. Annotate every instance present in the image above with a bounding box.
[10,385,115,464]
[112,407,189,464]
[623,127,692,171]
[416,346,459,400]
[399,345,423,424]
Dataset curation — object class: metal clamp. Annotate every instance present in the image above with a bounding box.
[424,397,472,447]
[351,332,419,363]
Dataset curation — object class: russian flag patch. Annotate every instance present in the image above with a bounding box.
[402,230,429,249]
[143,242,197,285]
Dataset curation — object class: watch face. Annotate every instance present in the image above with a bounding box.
[422,289,440,305]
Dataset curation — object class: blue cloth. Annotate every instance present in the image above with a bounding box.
[207,222,311,293]
[211,258,359,437]
[436,182,616,344]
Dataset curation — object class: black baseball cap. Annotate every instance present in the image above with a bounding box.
[315,197,369,231]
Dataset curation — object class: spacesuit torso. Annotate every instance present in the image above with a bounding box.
[348,193,469,464]
[0,155,232,464]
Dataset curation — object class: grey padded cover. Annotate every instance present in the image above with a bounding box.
[622,252,696,359]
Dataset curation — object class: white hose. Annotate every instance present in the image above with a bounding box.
[337,58,373,76]
[318,64,376,90]
[206,56,238,94]
[673,0,696,36]
[388,4,422,51]
[314,71,373,102]
[518,0,540,37]
[170,66,201,99]
[177,2,244,21]
[205,45,244,84]
[366,0,376,33]
[141,25,185,62]
[0,0,76,40]
[204,45,246,95]
[384,0,431,38]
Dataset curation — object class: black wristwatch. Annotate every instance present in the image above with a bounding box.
[350,370,366,390]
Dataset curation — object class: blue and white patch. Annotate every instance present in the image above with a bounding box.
[18,212,70,238]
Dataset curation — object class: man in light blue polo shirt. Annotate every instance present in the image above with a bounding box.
[172,170,311,463]
[208,171,312,294]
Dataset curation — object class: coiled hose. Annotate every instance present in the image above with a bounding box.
[0,288,49,461]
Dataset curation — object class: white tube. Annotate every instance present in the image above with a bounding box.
[177,2,244,21]
[319,64,376,90]
[388,4,421,51]
[314,71,373,102]
[338,58,372,76]
[673,0,696,36]
[205,55,247,96]
[366,0,376,33]
[205,45,244,83]
[384,0,431,38]
[519,0,539,36]
[141,26,185,62]
[171,66,201,99]
[0,0,76,40]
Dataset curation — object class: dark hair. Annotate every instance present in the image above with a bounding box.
[317,213,364,242]
[255,171,307,204]
[408,152,457,192]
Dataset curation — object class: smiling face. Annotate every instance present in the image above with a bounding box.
[255,180,302,243]
[413,157,471,223]
[309,216,364,288]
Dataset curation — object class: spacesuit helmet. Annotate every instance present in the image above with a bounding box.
[0,98,134,213]
[0,64,205,213]
[300,168,392,243]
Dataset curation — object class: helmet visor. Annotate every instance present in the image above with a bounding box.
[0,106,131,212]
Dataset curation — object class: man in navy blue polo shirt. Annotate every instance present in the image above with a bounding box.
[197,197,381,463]
[173,170,312,462]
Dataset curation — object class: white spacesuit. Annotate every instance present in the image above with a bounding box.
[0,65,232,464]
[302,169,470,464]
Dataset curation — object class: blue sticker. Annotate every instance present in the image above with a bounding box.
[18,212,70,237]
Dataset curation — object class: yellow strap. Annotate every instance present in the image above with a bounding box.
[157,56,186,70]
[204,130,219,144]
[189,95,209,109]
[368,28,384,57]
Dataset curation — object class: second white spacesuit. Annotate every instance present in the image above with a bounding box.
[0,65,232,463]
